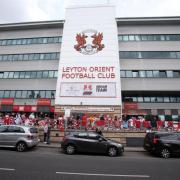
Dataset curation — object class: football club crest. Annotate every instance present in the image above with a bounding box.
[74,29,105,55]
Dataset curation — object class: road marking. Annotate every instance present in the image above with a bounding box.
[56,171,150,178]
[0,168,15,171]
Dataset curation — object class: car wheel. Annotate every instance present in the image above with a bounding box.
[161,148,171,159]
[108,147,117,157]
[16,142,27,152]
[66,144,75,155]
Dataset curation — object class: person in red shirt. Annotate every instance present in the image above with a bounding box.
[4,115,11,125]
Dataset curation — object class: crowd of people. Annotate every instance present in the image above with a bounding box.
[0,112,180,132]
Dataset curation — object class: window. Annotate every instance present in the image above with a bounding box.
[139,71,146,77]
[40,91,46,98]
[22,91,27,98]
[15,91,22,98]
[14,72,20,79]
[8,72,14,78]
[167,71,173,78]
[20,72,25,78]
[173,71,180,78]
[120,70,125,77]
[77,132,88,139]
[49,71,54,78]
[46,91,51,98]
[144,97,151,102]
[10,91,15,98]
[126,71,132,77]
[0,91,4,98]
[137,97,143,102]
[4,91,10,98]
[132,71,139,77]
[42,71,48,78]
[37,71,43,78]
[146,71,153,77]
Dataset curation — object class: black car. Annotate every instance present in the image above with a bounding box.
[61,131,124,157]
[143,131,180,158]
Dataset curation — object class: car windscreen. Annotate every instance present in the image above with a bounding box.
[30,127,38,133]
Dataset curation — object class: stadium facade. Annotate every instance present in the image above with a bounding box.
[0,5,180,120]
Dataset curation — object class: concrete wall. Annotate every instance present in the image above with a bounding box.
[38,129,146,147]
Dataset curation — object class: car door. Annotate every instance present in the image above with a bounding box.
[3,126,21,147]
[87,133,108,154]
[0,126,8,146]
[163,134,180,155]
[74,132,89,152]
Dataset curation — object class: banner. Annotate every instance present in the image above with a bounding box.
[60,82,116,97]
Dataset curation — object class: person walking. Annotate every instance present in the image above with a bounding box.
[46,122,52,144]
[43,122,48,143]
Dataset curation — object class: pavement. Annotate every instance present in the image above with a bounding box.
[37,142,145,152]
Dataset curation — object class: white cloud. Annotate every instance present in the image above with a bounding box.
[0,0,180,24]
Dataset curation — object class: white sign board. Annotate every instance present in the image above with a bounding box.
[55,5,121,106]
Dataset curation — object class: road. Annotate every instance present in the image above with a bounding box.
[0,147,179,180]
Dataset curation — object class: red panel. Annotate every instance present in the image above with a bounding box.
[124,102,138,110]
[1,98,14,105]
[37,98,51,106]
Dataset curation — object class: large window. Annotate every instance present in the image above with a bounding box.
[0,52,60,62]
[118,34,180,41]
[120,51,180,59]
[0,90,56,99]
[123,96,180,103]
[120,70,180,78]
[0,70,58,79]
[0,36,62,46]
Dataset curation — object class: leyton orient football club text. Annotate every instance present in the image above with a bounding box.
[61,66,115,79]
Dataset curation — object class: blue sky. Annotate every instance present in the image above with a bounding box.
[0,0,180,23]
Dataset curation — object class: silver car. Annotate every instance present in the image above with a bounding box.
[0,125,39,152]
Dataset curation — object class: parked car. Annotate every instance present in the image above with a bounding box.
[0,125,39,152]
[61,131,124,157]
[143,131,180,158]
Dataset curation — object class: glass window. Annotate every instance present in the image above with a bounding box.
[3,55,8,61]
[47,37,54,43]
[37,71,43,78]
[20,72,25,78]
[122,35,129,41]
[43,38,48,44]
[4,91,10,98]
[0,72,4,78]
[34,54,40,60]
[14,72,20,79]
[22,39,27,45]
[25,72,31,78]
[34,91,40,98]
[40,91,46,98]
[159,71,166,78]
[166,71,173,78]
[157,97,164,102]
[8,72,14,78]
[54,71,58,78]
[135,35,141,41]
[54,37,59,43]
[139,71,146,77]
[23,54,29,61]
[10,91,15,98]
[146,71,153,77]
[44,53,51,60]
[126,71,132,77]
[170,97,177,102]
[141,35,148,41]
[15,91,22,98]
[137,97,143,102]
[30,71,37,78]
[164,97,170,102]
[3,72,9,78]
[0,55,2,61]
[42,71,48,78]
[151,97,156,102]
[29,54,34,60]
[0,91,4,98]
[46,91,51,98]
[144,97,151,102]
[40,54,45,60]
[51,91,55,98]
[132,71,139,77]
[22,91,27,98]
[120,70,125,77]
[129,35,135,41]
[173,71,180,78]
[48,71,54,78]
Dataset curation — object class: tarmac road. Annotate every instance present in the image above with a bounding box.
[0,147,179,180]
